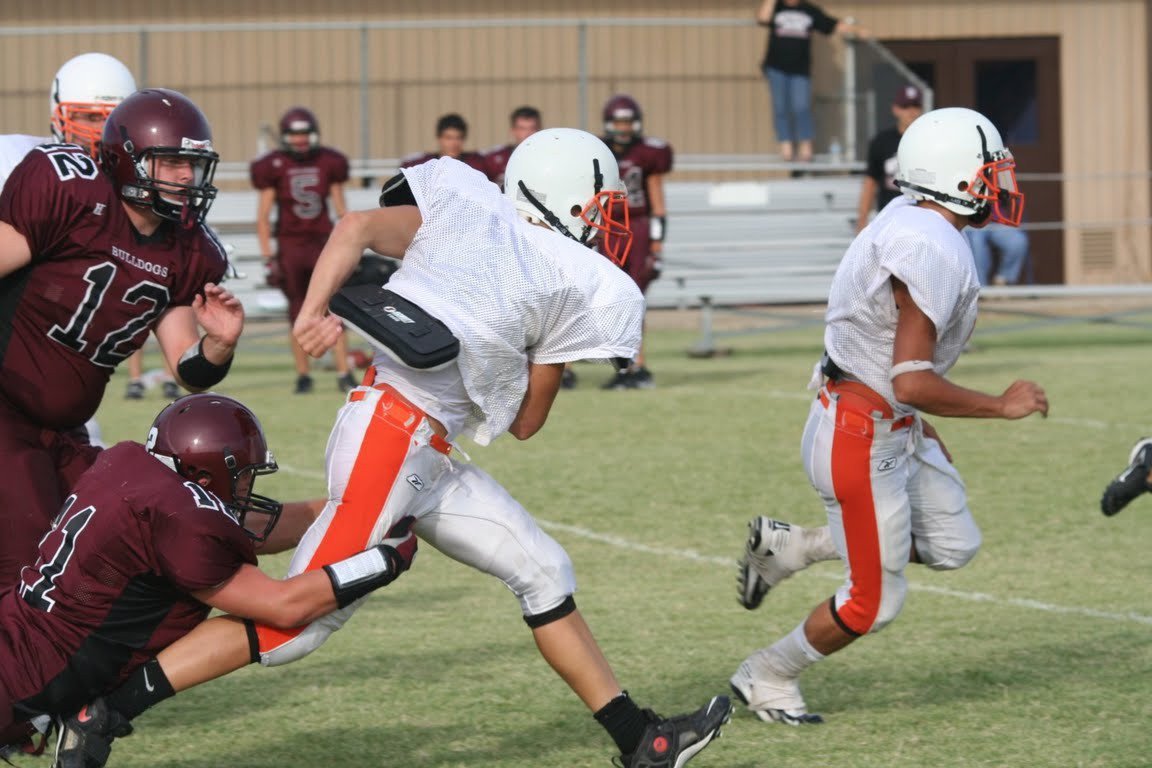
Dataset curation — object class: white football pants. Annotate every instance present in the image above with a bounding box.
[256,382,576,666]
[801,380,982,637]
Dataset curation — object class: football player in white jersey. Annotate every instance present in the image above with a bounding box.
[0,52,137,451]
[729,108,1048,725]
[59,129,731,768]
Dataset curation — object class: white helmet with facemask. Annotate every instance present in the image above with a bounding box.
[49,52,137,152]
[895,107,1025,227]
[503,127,633,265]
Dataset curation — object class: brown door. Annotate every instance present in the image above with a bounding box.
[882,37,1063,283]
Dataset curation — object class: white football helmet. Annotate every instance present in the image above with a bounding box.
[504,127,633,265]
[50,52,137,154]
[894,107,1024,227]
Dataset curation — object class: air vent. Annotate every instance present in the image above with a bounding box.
[1080,228,1116,271]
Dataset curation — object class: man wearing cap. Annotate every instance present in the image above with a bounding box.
[855,85,924,233]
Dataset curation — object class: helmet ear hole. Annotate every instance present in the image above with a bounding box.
[569,204,582,217]
[958,181,969,192]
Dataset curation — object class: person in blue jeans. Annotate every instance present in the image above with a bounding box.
[966,223,1031,285]
[757,0,866,161]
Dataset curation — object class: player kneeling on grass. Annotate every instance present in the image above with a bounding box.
[59,128,731,768]
[0,393,416,766]
[730,108,1048,725]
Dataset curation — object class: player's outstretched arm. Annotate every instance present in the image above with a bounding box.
[889,277,1048,419]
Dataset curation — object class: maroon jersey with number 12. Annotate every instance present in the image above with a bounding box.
[0,145,228,429]
[249,147,349,238]
[0,441,255,727]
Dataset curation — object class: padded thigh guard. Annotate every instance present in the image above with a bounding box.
[412,462,577,618]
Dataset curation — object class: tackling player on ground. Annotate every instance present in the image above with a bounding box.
[730,108,1048,725]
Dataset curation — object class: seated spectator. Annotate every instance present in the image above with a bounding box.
[400,113,488,174]
[966,223,1030,286]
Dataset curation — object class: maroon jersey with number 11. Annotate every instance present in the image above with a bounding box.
[0,441,255,727]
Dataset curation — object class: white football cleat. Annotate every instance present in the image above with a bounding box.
[737,517,808,610]
[729,653,823,726]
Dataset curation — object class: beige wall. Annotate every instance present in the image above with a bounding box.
[1,1,1148,283]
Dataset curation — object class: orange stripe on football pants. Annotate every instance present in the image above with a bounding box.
[829,404,884,637]
[255,387,419,653]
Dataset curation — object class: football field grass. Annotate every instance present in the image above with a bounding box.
[26,305,1152,768]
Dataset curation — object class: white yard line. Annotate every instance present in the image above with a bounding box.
[538,520,1152,627]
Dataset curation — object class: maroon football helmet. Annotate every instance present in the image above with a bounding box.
[602,94,643,144]
[145,393,282,542]
[100,88,219,228]
[279,106,320,159]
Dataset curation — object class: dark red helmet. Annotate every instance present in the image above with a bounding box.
[100,88,219,228]
[602,94,643,142]
[145,393,282,542]
[278,106,320,158]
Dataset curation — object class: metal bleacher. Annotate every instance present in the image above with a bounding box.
[208,174,861,318]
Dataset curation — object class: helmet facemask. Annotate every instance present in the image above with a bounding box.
[117,137,219,228]
[964,129,1024,227]
[52,102,118,157]
[224,449,283,543]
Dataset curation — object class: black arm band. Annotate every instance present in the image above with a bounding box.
[323,546,398,608]
[243,619,261,664]
[176,337,233,389]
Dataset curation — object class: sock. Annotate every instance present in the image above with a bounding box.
[763,622,826,680]
[801,525,839,565]
[593,691,650,757]
[105,659,176,721]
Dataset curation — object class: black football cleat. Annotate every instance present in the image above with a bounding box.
[53,699,133,768]
[618,695,732,768]
[1101,438,1152,516]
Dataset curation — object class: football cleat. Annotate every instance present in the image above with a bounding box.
[630,367,655,390]
[617,696,732,768]
[560,367,579,390]
[730,656,823,726]
[123,380,145,400]
[161,381,180,400]
[1101,438,1152,516]
[294,374,314,395]
[601,369,635,390]
[737,517,805,610]
[337,372,358,393]
[53,699,133,768]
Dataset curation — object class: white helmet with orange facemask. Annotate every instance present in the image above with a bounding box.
[503,127,633,266]
[894,107,1025,227]
[49,52,138,156]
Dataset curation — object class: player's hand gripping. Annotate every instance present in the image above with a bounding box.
[998,380,1048,419]
[323,516,419,608]
[193,283,245,350]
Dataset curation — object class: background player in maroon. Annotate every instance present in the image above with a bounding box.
[0,394,417,762]
[600,94,673,389]
[481,105,542,189]
[252,107,355,394]
[0,88,244,592]
[400,112,488,174]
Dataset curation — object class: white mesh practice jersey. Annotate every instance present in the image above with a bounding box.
[824,196,980,415]
[0,134,47,190]
[380,157,644,445]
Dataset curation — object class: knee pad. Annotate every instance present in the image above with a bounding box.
[833,570,908,636]
[523,595,577,629]
[915,528,982,572]
[504,532,577,617]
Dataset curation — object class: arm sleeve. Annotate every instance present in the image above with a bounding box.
[152,503,256,593]
[249,155,276,190]
[813,6,839,35]
[331,150,350,184]
[0,150,74,261]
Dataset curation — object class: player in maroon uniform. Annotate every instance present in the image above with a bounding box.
[0,394,417,763]
[600,94,673,390]
[480,105,542,190]
[399,113,488,175]
[0,88,244,593]
[251,107,356,394]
